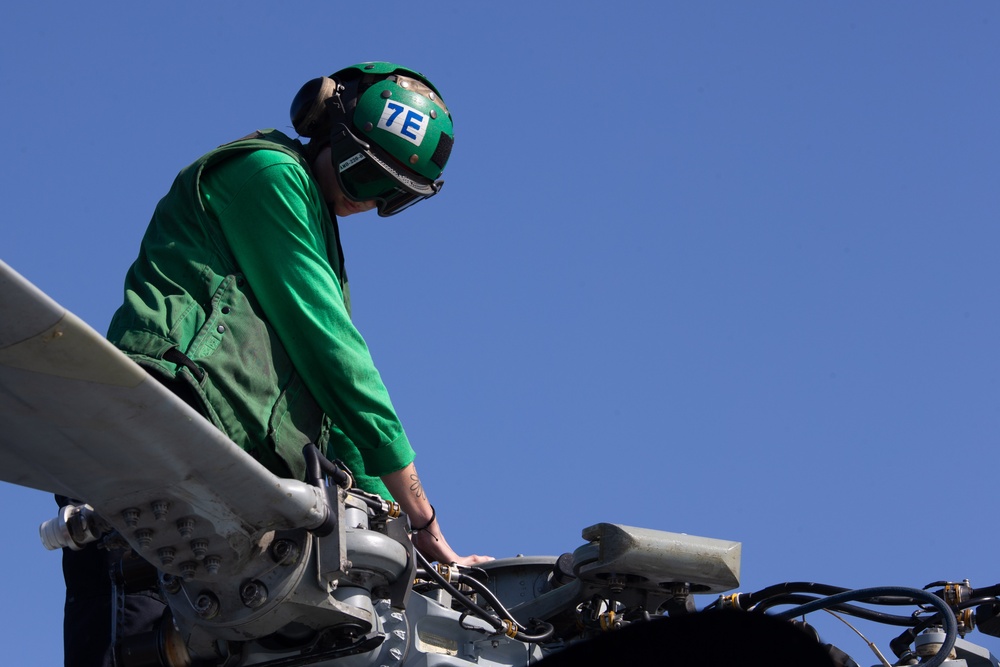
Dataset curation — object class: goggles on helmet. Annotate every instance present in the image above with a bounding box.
[332,123,443,217]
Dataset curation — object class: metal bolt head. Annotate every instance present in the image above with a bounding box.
[240,580,268,609]
[161,573,182,595]
[158,547,176,566]
[194,592,220,619]
[381,90,392,99]
[270,539,300,565]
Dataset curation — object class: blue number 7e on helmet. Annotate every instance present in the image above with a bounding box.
[290,62,454,217]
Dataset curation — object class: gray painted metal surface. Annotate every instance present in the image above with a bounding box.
[0,259,329,580]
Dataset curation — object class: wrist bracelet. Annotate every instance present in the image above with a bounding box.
[411,505,436,532]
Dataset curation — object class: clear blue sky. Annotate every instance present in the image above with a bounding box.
[2,2,998,664]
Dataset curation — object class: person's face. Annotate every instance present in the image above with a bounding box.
[329,176,377,217]
[315,146,377,217]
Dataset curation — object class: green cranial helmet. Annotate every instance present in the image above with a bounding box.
[290,62,454,217]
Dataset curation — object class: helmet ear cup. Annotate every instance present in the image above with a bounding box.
[290,76,339,138]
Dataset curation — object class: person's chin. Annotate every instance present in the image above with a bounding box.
[338,200,372,217]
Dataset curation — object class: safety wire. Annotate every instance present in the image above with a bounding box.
[177,535,299,615]
[821,609,893,667]
[412,547,554,643]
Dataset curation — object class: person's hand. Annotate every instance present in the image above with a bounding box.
[412,525,494,566]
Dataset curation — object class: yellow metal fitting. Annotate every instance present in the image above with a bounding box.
[959,608,975,635]
[721,593,742,610]
[502,619,518,638]
[435,562,458,583]
[387,502,401,518]
[599,610,617,631]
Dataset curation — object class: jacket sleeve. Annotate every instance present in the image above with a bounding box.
[205,151,415,478]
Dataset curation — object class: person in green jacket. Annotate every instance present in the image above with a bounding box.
[62,62,488,667]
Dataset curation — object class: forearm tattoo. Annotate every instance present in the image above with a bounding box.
[409,473,424,499]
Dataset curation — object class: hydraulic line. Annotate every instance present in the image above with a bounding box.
[302,444,352,489]
[302,445,399,519]
[738,582,919,609]
[413,549,554,643]
[771,586,958,667]
[971,584,1000,599]
[416,568,521,627]
[414,549,504,633]
[752,593,920,626]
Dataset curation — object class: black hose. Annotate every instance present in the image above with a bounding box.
[429,569,529,629]
[454,573,524,627]
[299,444,340,536]
[771,586,958,667]
[413,549,506,633]
[972,584,1000,600]
[740,582,850,607]
[510,620,555,643]
[302,444,351,489]
[414,551,555,644]
[957,596,999,612]
[303,443,324,488]
[346,489,384,513]
[740,582,918,609]
[752,593,920,626]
